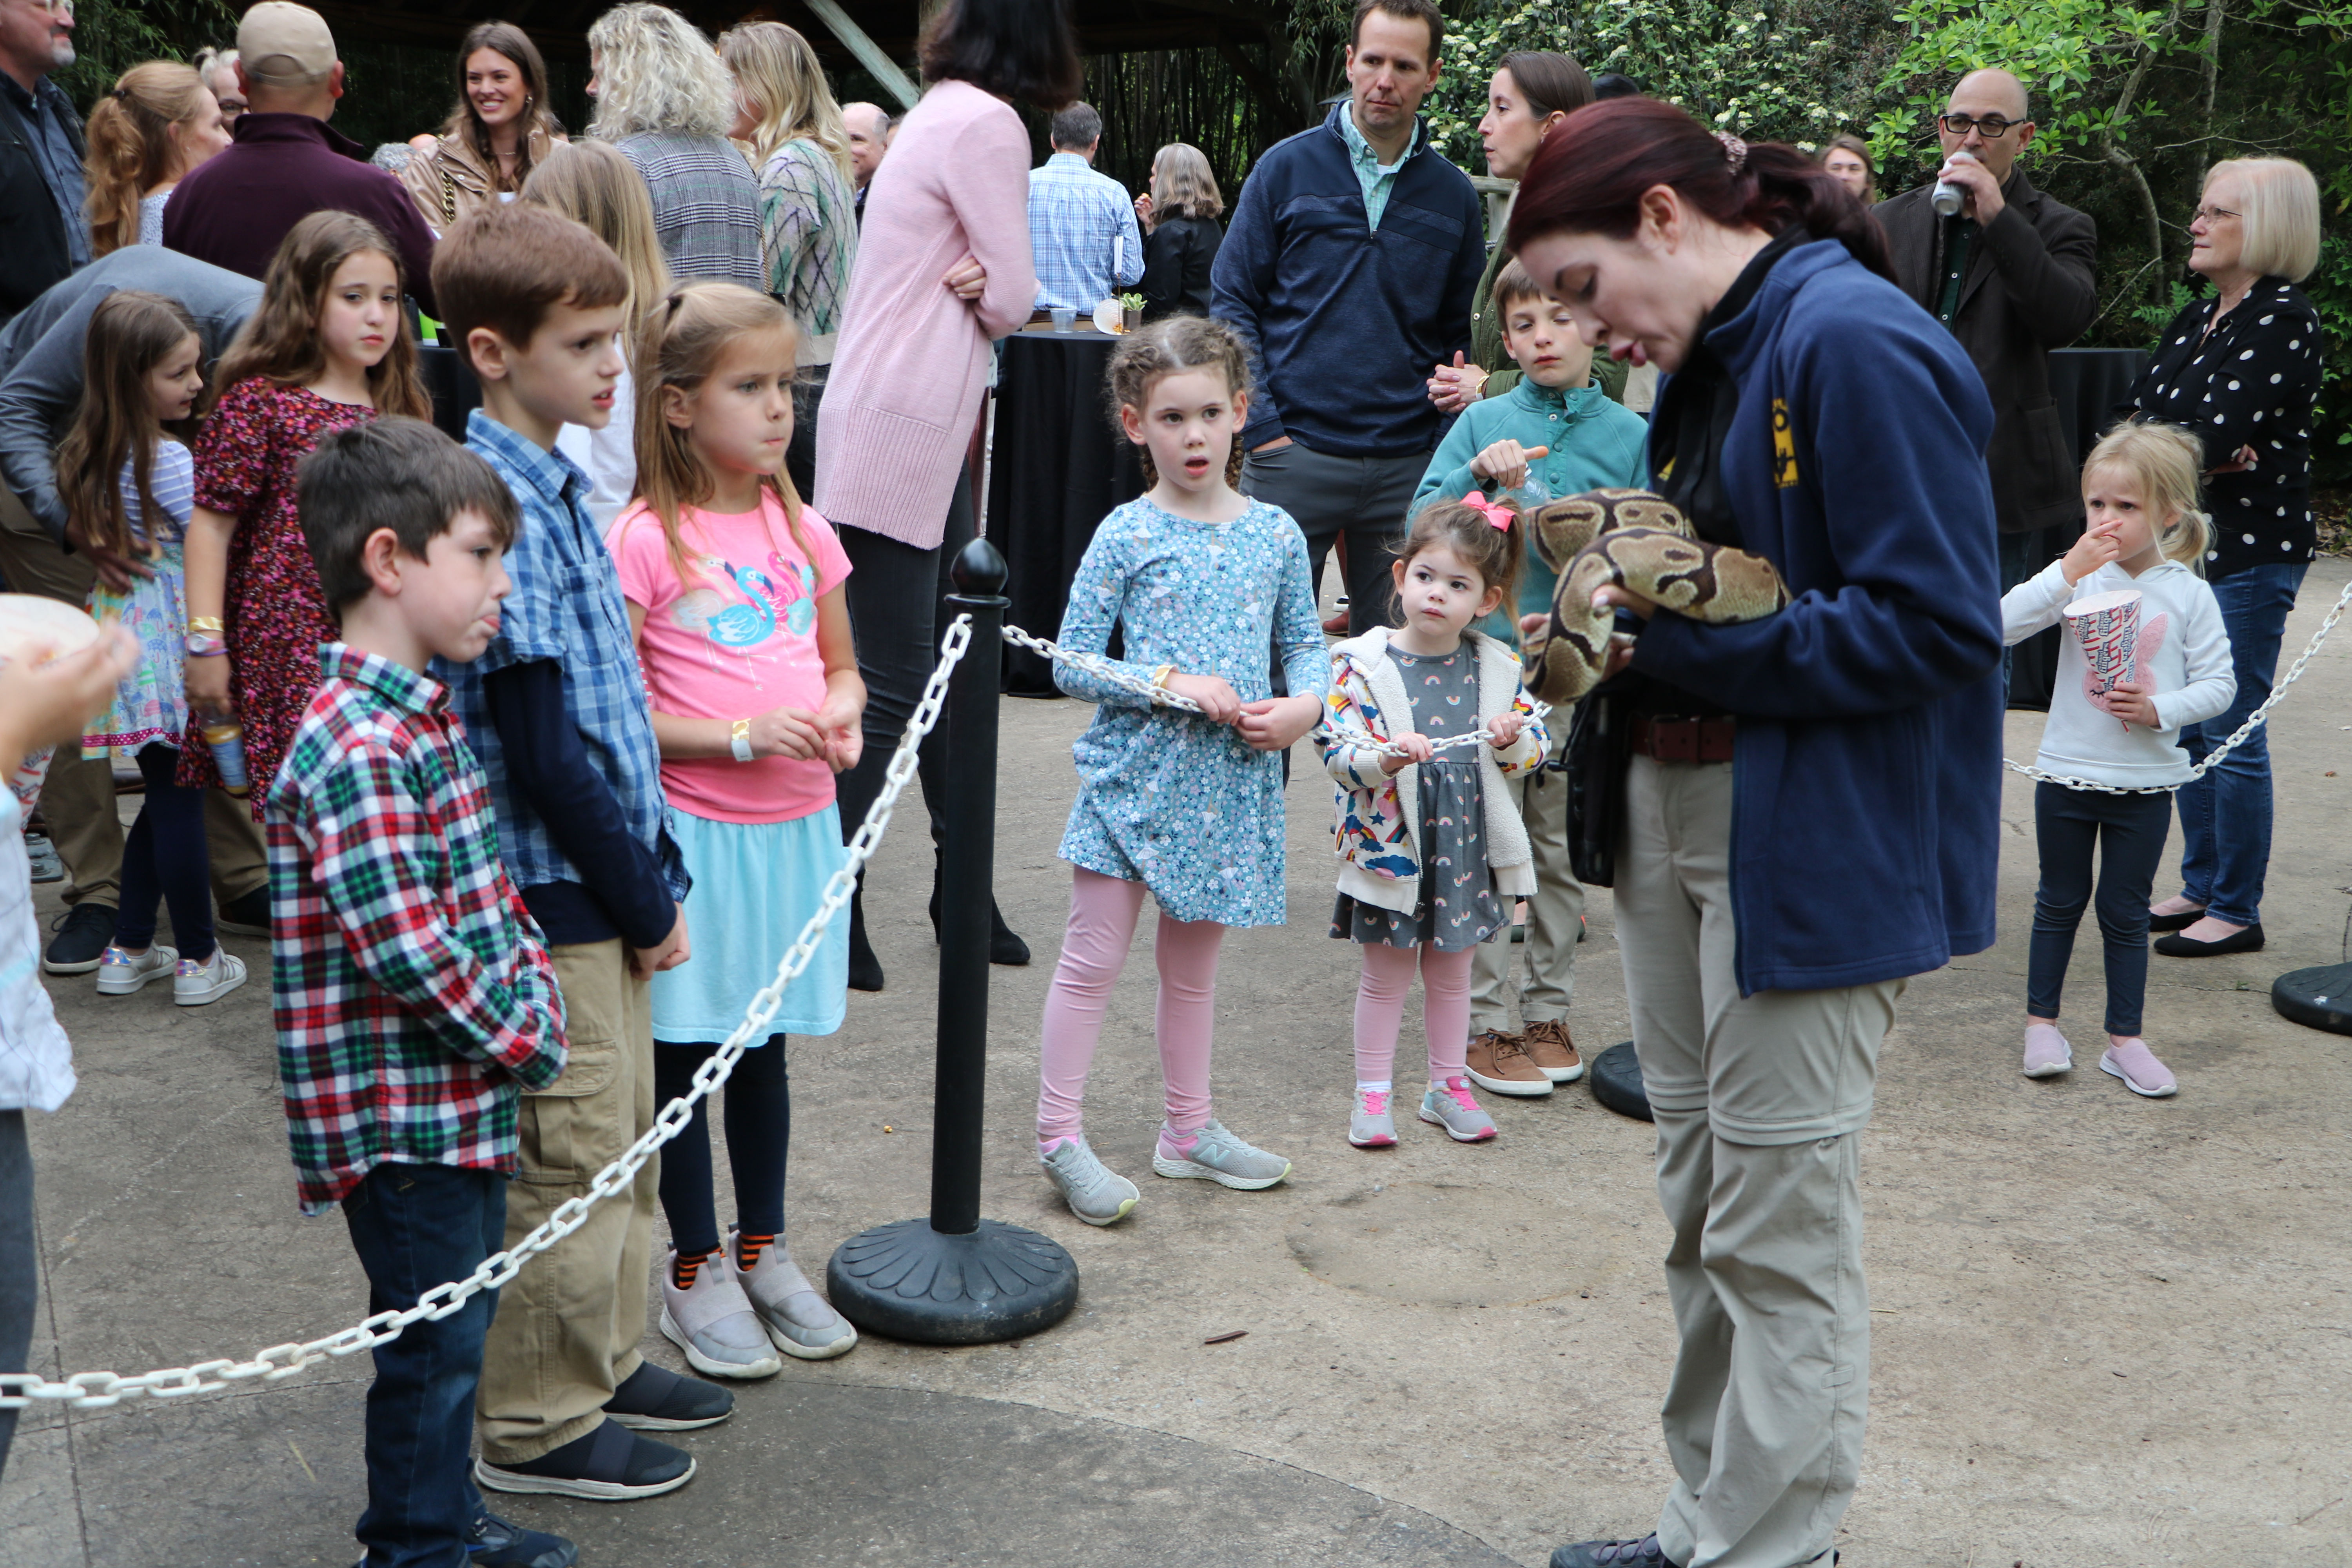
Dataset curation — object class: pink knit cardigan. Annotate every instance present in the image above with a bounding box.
[813,80,1038,548]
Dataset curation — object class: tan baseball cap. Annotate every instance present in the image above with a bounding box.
[237,2,336,87]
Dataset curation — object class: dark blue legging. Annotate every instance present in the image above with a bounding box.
[653,1036,788,1259]
[115,745,214,963]
[2027,782,2172,1037]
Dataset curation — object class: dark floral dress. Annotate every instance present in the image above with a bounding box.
[176,379,372,813]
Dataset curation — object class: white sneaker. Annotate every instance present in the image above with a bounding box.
[96,943,176,995]
[172,947,247,1006]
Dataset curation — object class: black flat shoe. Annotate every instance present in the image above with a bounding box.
[2146,907,2207,933]
[603,1359,733,1430]
[847,882,883,992]
[2153,922,2265,957]
[475,1419,693,1501]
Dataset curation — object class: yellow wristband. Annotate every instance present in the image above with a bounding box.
[1151,664,1176,689]
[187,615,224,633]
[729,718,753,763]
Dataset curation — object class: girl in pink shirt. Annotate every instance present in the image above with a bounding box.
[612,282,865,1376]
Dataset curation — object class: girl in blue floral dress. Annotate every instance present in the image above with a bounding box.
[1034,317,1328,1226]
[59,290,242,1005]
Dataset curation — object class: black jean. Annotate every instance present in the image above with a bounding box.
[114,744,214,962]
[2027,782,2172,1036]
[833,463,975,852]
[0,1111,32,1483]
[1240,439,1424,637]
[341,1161,506,1568]
[653,1036,789,1259]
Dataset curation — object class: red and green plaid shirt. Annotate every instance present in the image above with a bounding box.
[267,644,566,1214]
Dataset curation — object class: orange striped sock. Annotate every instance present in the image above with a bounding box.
[672,1247,718,1290]
[735,1232,777,1270]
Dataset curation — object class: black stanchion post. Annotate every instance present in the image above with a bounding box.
[826,538,1080,1344]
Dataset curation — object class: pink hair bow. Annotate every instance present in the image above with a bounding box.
[1461,491,1515,531]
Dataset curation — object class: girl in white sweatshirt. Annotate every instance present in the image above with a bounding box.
[2002,422,2236,1096]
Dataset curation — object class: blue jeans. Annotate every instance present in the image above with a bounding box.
[2174,562,2306,927]
[342,1162,506,1568]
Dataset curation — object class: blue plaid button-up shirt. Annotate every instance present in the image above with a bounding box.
[434,411,681,901]
[1026,152,1144,312]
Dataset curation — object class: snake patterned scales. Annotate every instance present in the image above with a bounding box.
[1523,488,1791,705]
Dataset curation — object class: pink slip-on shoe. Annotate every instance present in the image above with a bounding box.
[2100,1040,2178,1098]
[2022,1022,2073,1078]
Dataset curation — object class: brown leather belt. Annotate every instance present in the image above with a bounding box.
[1630,715,1736,763]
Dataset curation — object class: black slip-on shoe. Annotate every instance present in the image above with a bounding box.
[466,1507,579,1566]
[42,904,116,975]
[215,884,272,937]
[2146,906,2206,932]
[1549,1536,1681,1568]
[603,1358,733,1430]
[2153,922,2265,957]
[475,1419,693,1501]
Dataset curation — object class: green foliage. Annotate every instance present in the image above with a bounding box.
[52,0,232,112]
[2309,234,2352,457]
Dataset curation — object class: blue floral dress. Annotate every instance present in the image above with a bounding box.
[1054,496,1327,927]
[83,441,193,759]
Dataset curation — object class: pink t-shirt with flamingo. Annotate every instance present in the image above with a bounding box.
[612,492,853,824]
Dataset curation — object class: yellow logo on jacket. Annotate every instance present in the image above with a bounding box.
[1770,398,1798,488]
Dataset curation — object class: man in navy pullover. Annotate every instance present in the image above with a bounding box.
[1212,0,1486,634]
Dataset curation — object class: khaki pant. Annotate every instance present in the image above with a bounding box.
[476,940,658,1463]
[1470,722,1582,1033]
[0,490,265,908]
[1614,756,1901,1568]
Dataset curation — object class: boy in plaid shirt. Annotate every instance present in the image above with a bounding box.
[269,418,577,1568]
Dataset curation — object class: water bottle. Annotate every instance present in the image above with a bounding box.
[201,718,250,796]
[1931,149,1976,218]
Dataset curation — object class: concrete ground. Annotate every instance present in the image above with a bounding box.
[4,561,2350,1568]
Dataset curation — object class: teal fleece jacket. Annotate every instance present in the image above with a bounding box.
[1413,375,1650,637]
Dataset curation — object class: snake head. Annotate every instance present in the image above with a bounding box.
[1526,494,1610,573]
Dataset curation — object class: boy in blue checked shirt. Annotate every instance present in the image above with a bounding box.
[269,418,575,1568]
[426,203,728,1504]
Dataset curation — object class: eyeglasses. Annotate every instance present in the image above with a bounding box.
[2192,203,2242,225]
[1938,113,2020,138]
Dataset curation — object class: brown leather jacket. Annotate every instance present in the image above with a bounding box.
[1877,168,2097,535]
[399,123,559,233]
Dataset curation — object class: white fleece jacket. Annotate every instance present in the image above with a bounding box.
[2001,557,2236,788]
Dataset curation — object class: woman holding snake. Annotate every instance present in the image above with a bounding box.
[1508,98,2005,1568]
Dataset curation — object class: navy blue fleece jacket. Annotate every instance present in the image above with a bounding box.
[1631,238,2004,995]
[1210,107,1486,457]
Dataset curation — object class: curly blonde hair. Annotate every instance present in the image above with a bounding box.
[588,4,735,140]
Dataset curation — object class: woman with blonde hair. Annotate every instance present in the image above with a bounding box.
[718,20,859,498]
[2128,156,2325,960]
[527,139,672,530]
[399,20,564,233]
[1134,142,1222,319]
[588,2,762,288]
[82,62,232,256]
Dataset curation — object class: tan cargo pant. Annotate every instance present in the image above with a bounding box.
[476,939,659,1463]
[1614,756,1901,1568]
[1470,722,1581,1033]
[0,490,265,909]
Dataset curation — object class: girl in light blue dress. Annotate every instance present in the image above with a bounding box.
[1034,316,1329,1226]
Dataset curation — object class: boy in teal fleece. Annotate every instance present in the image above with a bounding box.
[1413,258,1648,1094]
[1415,258,1650,644]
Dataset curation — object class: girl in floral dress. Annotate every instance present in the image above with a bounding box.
[1033,316,1328,1227]
[58,290,244,1005]
[178,211,432,812]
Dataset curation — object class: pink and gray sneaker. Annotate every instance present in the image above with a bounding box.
[1418,1076,1497,1142]
[1348,1089,1397,1148]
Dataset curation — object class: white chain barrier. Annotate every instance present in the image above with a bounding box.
[0,616,976,1414]
[1999,573,2352,795]
[999,623,1549,757]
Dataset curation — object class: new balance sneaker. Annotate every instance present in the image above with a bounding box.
[1152,1120,1290,1190]
[1519,1018,1584,1083]
[1419,1076,1497,1142]
[172,947,247,1006]
[2022,1022,2073,1078]
[658,1249,782,1379]
[1348,1088,1397,1148]
[95,943,176,995]
[1041,1134,1139,1225]
[1465,1028,1553,1096]
[728,1227,856,1359]
[2100,1039,2178,1098]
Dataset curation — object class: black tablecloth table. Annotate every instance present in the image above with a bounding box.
[2005,347,2152,710]
[987,325,1146,695]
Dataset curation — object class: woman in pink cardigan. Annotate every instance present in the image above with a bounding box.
[813,0,1080,991]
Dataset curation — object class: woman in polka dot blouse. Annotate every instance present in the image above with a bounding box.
[2122,156,2325,957]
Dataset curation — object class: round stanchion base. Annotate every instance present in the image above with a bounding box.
[1588,1040,1651,1122]
[827,1217,1079,1345]
[2272,962,2352,1036]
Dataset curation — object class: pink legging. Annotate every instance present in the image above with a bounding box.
[1037,869,1227,1143]
[1353,942,1476,1085]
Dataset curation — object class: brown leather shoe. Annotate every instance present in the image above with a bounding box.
[1519,1019,1584,1083]
[1465,1029,1554,1097]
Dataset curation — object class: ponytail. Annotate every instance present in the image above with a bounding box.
[1507,97,1895,286]
[82,63,211,260]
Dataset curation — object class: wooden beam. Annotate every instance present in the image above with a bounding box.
[800,0,920,108]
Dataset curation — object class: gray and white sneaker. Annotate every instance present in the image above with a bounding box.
[1152,1120,1291,1190]
[1348,1088,1397,1148]
[1041,1135,1139,1225]
[728,1227,856,1359]
[1419,1076,1498,1142]
[659,1249,782,1379]
[96,943,176,995]
[172,947,247,1006]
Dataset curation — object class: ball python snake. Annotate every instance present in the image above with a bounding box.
[1521,488,1791,705]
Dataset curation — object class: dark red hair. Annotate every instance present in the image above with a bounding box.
[1506,97,1894,285]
